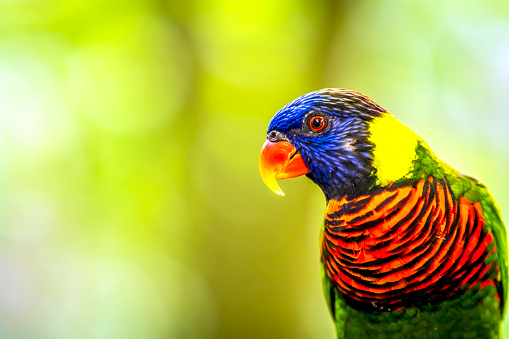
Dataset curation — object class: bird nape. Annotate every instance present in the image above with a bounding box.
[259,88,508,339]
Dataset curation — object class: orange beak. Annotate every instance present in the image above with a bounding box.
[258,140,310,196]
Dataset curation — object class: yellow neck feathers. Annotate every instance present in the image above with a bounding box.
[368,113,421,186]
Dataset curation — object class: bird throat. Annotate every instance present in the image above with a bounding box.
[321,177,498,312]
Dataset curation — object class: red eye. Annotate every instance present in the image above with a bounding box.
[309,115,325,132]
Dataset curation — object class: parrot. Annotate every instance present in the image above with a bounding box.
[258,88,507,338]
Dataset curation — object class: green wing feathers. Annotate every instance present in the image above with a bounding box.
[451,174,508,317]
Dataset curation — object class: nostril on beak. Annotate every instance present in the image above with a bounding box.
[267,130,288,142]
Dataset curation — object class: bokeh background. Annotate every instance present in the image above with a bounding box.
[1,1,509,338]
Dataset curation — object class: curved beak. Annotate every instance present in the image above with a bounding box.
[258,140,310,196]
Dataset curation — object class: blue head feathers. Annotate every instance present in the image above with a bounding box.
[267,89,386,200]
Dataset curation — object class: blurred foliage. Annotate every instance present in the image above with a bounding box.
[0,0,509,338]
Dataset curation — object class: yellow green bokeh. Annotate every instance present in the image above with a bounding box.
[1,1,508,338]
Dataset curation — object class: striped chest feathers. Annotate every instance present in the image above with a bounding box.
[321,177,499,312]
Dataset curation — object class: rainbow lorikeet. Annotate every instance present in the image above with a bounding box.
[259,89,507,338]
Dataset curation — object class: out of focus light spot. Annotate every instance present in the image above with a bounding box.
[69,14,192,135]
[0,251,218,338]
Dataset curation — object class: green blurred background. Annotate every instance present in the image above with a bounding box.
[1,1,509,338]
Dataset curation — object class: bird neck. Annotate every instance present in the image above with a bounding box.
[368,113,420,186]
[368,113,456,188]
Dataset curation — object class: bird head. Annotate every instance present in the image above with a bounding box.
[259,88,389,200]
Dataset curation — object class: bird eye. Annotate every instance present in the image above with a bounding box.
[309,115,326,132]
